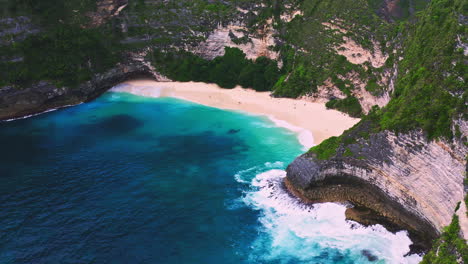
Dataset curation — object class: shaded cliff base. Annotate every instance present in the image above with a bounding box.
[0,62,158,122]
[283,177,437,254]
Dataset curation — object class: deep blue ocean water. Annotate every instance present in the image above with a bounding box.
[0,92,421,264]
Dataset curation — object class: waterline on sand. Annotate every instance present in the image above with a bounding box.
[111,80,359,148]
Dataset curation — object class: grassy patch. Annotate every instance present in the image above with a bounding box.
[308,136,342,160]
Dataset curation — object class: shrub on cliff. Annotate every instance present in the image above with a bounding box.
[421,215,468,263]
[148,47,281,91]
[1,24,122,87]
[326,97,363,118]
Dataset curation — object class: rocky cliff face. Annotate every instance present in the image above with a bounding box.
[87,0,128,27]
[285,122,467,249]
[0,54,161,121]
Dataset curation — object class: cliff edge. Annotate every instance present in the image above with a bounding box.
[285,122,467,250]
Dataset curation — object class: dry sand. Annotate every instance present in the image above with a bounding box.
[112,80,360,149]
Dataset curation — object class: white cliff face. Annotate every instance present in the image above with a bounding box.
[287,126,467,240]
[314,20,395,113]
[303,69,394,114]
[335,37,389,68]
[457,201,468,240]
[368,132,465,232]
[190,20,279,62]
[343,71,392,113]
[322,21,389,68]
[300,78,347,103]
[316,130,465,233]
[88,0,128,26]
[280,9,303,23]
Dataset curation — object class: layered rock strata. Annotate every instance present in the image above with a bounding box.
[286,128,467,250]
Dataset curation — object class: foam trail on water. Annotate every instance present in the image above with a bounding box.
[240,169,423,264]
[111,83,171,98]
[266,116,315,150]
[2,103,82,122]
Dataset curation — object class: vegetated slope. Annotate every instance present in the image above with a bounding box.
[0,0,289,119]
[289,0,467,256]
[0,0,430,117]
[421,212,468,263]
[308,0,466,148]
[142,0,431,117]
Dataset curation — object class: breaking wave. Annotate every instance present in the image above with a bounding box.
[236,168,423,264]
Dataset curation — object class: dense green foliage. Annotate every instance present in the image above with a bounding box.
[309,0,466,160]
[326,97,363,118]
[421,215,468,263]
[377,0,467,140]
[1,25,122,87]
[308,136,342,160]
[149,47,281,91]
[0,0,123,88]
[272,0,393,99]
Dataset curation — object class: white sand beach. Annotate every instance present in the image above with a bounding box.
[112,80,360,148]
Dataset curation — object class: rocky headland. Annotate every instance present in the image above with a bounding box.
[285,122,467,251]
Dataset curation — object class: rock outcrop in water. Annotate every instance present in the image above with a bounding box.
[285,122,467,250]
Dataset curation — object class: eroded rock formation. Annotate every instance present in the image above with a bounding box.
[286,126,467,250]
[0,55,161,121]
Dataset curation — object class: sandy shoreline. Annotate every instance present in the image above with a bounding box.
[112,80,360,148]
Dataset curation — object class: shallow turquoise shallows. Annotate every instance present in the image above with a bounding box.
[0,92,421,264]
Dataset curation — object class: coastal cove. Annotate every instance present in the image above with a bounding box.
[0,88,422,263]
[1,0,466,262]
[113,80,361,147]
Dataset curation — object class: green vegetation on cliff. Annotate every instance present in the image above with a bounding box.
[326,97,363,118]
[148,47,281,91]
[308,136,342,160]
[0,0,123,88]
[1,25,122,87]
[377,0,466,140]
[309,0,466,161]
[421,214,468,263]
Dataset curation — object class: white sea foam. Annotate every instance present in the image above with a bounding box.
[2,103,82,122]
[265,115,315,150]
[111,83,171,98]
[239,169,423,264]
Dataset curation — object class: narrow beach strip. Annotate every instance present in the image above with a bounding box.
[114,80,360,148]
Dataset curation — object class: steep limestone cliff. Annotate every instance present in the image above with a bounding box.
[286,126,466,249]
[286,0,467,254]
[1,0,424,119]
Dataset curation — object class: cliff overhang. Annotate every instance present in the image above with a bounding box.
[0,57,159,121]
[285,128,467,253]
